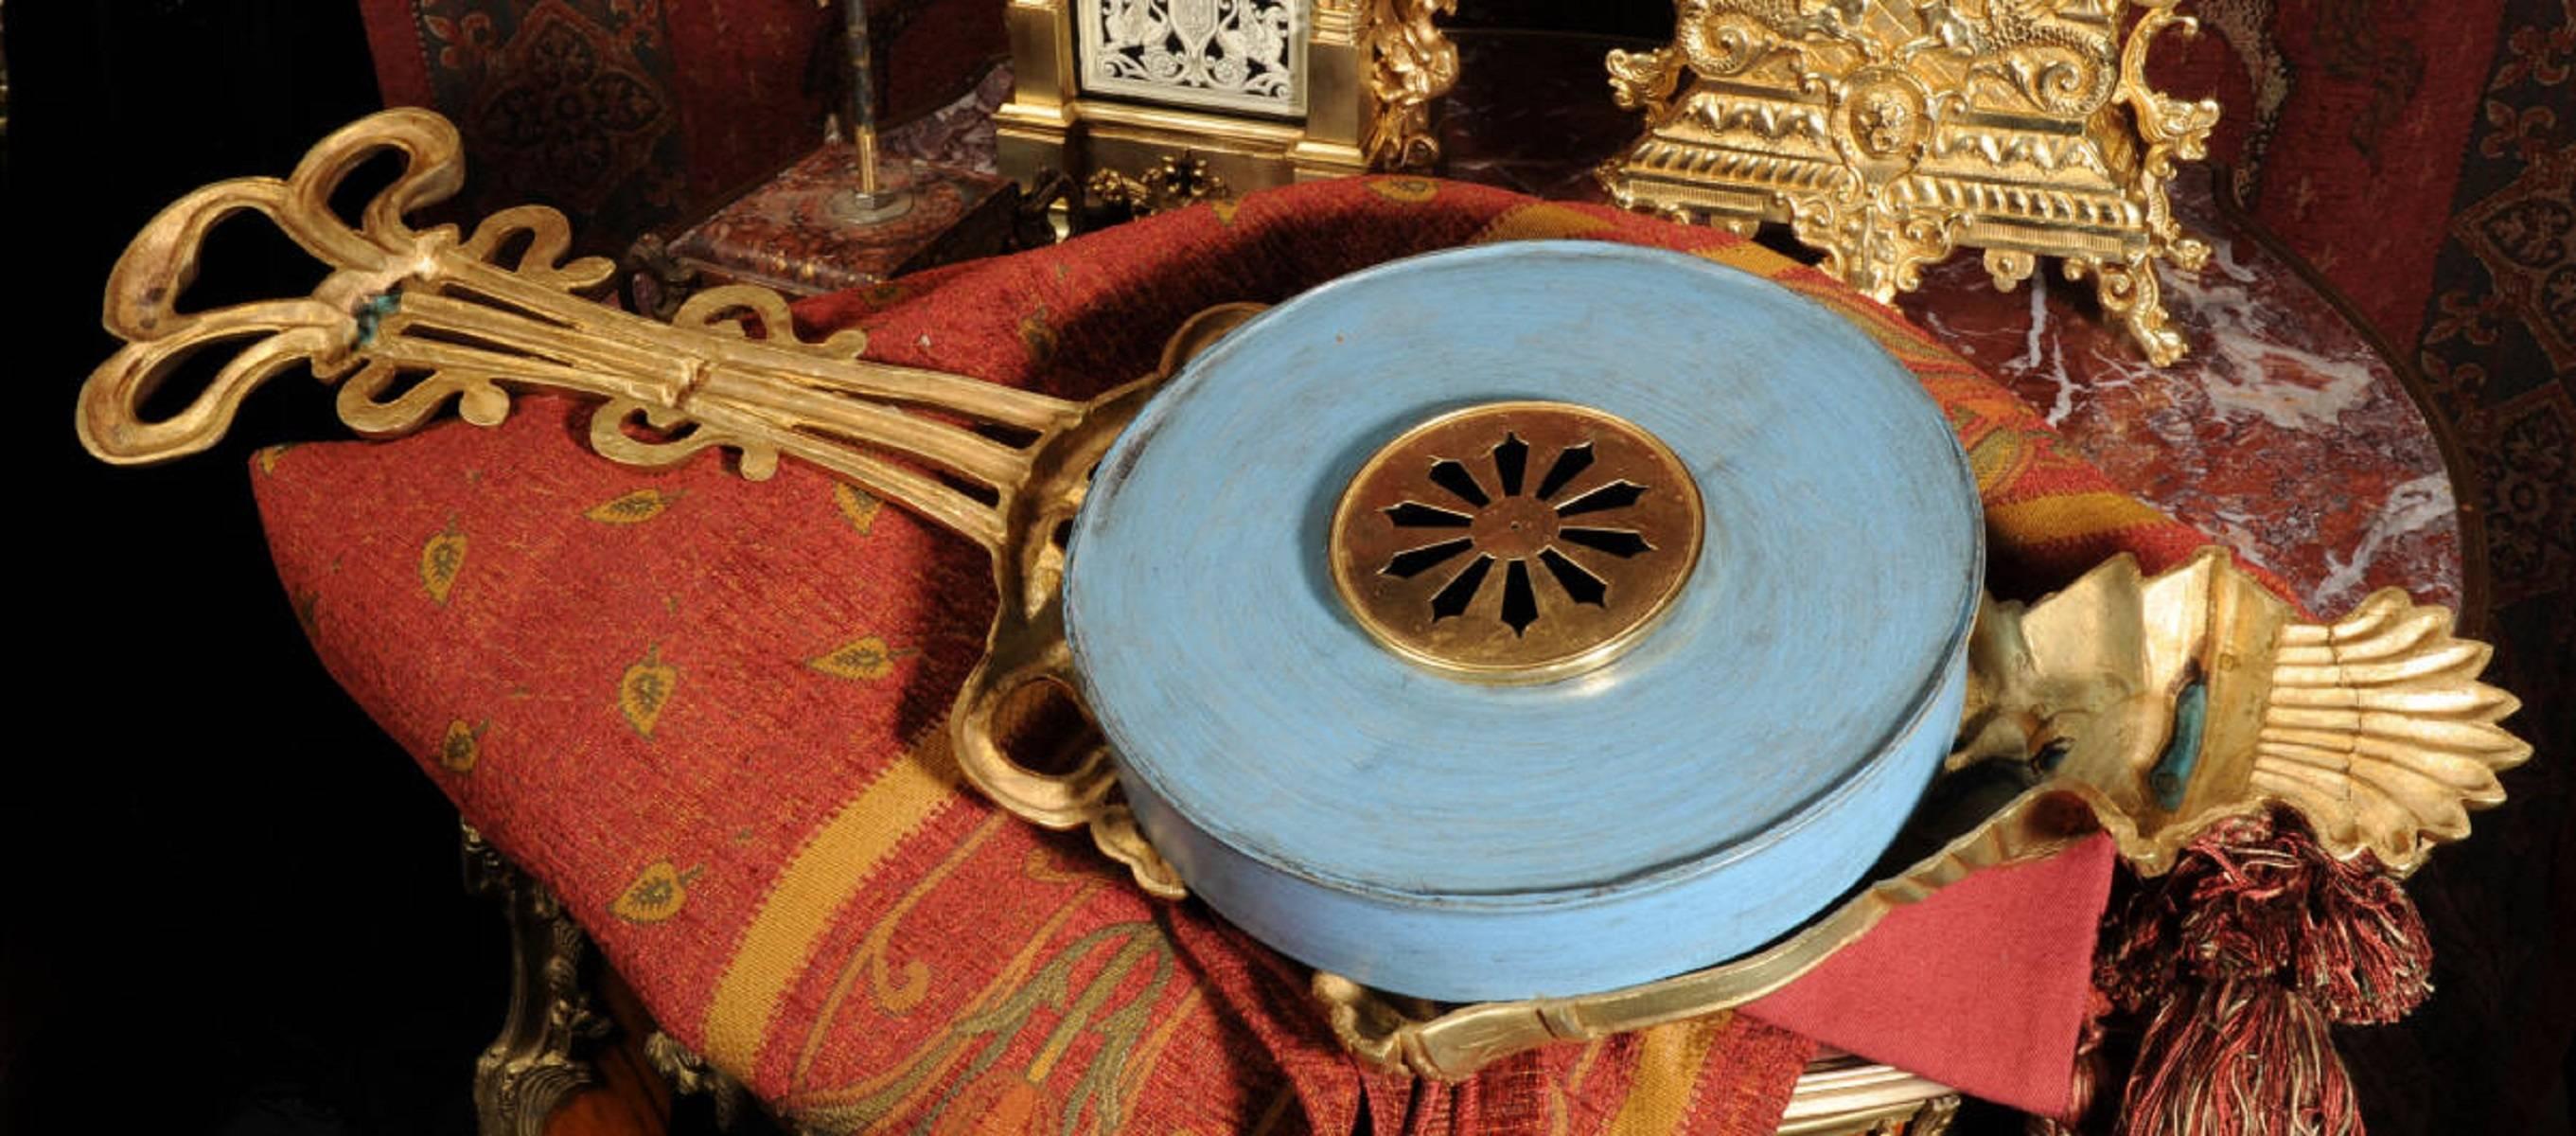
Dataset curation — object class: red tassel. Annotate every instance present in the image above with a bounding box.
[2085,808,2434,1135]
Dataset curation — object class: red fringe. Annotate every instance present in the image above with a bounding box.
[2294,850,2432,1024]
[2119,980,2360,1136]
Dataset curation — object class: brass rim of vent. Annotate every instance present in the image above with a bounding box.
[1329,401,1703,683]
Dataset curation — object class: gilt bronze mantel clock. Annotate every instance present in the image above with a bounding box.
[996,0,1459,217]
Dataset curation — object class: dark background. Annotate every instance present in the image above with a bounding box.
[7,4,502,1133]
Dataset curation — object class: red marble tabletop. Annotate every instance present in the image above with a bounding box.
[1897,186,2466,617]
[892,35,2470,620]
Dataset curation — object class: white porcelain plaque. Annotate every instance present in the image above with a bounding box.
[1078,0,1309,117]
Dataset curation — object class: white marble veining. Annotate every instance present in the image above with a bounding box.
[2169,236,2383,430]
[2312,472,2459,612]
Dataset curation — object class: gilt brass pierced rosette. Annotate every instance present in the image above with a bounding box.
[78,110,2531,1085]
[1331,402,1703,682]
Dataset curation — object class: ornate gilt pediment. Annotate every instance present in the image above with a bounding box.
[1599,0,2220,364]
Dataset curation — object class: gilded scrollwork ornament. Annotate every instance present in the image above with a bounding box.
[997,0,1456,205]
[1601,0,2222,364]
[464,825,614,1136]
[645,1031,753,1131]
[1361,0,1460,170]
[1085,152,1233,216]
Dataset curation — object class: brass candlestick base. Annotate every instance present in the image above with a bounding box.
[824,185,915,225]
[825,127,915,225]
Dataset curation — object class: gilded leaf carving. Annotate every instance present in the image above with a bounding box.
[2255,592,2531,873]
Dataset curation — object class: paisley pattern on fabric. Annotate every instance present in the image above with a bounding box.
[618,646,678,738]
[1367,176,1440,203]
[832,484,885,536]
[809,636,917,682]
[419,523,468,605]
[612,860,699,924]
[1016,308,1058,368]
[585,487,684,524]
[439,719,484,773]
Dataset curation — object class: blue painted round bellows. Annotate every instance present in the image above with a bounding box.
[1063,241,1983,1001]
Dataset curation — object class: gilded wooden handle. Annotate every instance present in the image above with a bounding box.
[948,605,1111,827]
[73,110,1311,905]
[76,107,1208,894]
[75,108,1091,559]
[82,108,482,464]
[942,302,1270,900]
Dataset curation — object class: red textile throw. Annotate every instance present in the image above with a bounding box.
[2092,811,2434,1136]
[1748,834,2119,1117]
[247,176,2297,1132]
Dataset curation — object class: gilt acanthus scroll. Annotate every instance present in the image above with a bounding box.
[1360,0,1460,170]
[999,0,1456,216]
[1600,0,2220,364]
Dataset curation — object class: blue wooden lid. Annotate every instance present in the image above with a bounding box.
[1062,242,1982,998]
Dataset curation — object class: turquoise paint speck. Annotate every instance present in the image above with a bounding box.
[2151,677,2209,810]
[352,291,402,348]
